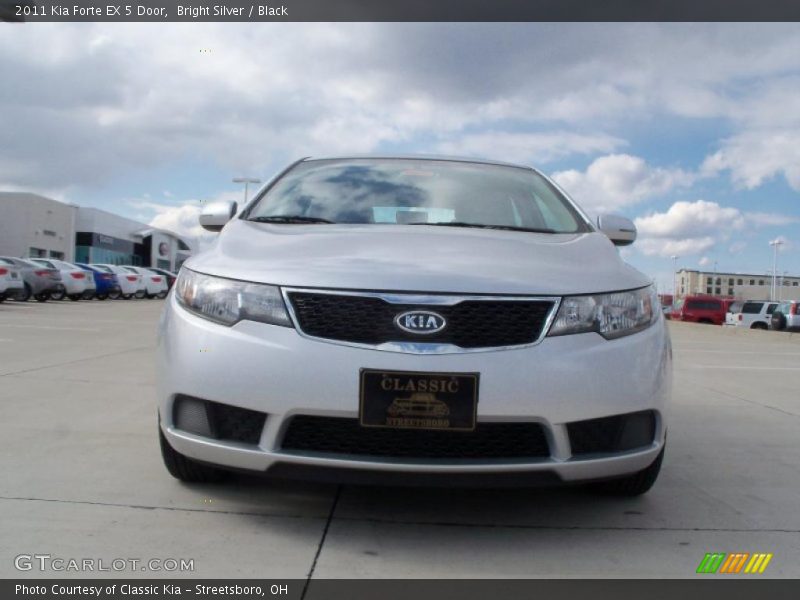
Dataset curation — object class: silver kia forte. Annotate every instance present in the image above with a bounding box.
[157,156,671,495]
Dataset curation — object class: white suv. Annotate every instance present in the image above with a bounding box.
[725,301,778,330]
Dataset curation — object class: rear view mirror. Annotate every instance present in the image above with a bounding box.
[199,201,238,232]
[597,214,637,246]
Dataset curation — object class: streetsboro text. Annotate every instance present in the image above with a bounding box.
[177,5,288,17]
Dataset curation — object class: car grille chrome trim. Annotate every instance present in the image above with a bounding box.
[281,287,561,354]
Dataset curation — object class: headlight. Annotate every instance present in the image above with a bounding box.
[548,285,658,340]
[175,268,292,328]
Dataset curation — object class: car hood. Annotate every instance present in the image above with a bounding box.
[186,220,651,295]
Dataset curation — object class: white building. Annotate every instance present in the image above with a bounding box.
[675,268,800,302]
[0,193,192,271]
[0,192,78,260]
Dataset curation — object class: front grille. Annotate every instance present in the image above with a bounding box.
[280,416,550,460]
[567,410,656,456]
[287,292,555,349]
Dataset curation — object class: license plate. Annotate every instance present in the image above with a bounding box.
[359,369,479,431]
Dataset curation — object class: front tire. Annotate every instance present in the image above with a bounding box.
[159,427,228,483]
[590,447,665,496]
[135,290,146,299]
[50,290,65,301]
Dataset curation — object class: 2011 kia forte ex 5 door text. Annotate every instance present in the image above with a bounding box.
[157,156,672,495]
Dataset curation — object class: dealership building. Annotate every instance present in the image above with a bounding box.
[0,192,192,271]
[675,268,800,302]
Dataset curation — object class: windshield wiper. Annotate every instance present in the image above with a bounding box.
[249,215,335,224]
[409,222,557,234]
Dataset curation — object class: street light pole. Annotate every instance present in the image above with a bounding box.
[670,255,679,299]
[232,177,262,206]
[769,239,783,301]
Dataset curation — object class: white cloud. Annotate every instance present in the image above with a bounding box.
[551,154,694,214]
[3,23,800,195]
[702,130,800,191]
[435,131,624,165]
[634,200,745,257]
[637,236,717,258]
[698,256,712,266]
[635,200,745,238]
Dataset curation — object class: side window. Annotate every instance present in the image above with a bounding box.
[742,303,762,314]
[766,304,778,315]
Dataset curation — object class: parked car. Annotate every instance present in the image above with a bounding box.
[122,266,168,298]
[0,261,24,301]
[671,295,734,325]
[770,300,800,332]
[725,301,777,330]
[75,263,122,300]
[91,264,144,299]
[29,258,90,301]
[157,155,671,496]
[0,256,64,302]
[148,267,179,290]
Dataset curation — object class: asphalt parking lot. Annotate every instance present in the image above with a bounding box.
[1,300,799,579]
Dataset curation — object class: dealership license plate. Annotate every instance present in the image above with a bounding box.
[359,369,479,431]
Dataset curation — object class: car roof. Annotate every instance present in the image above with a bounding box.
[300,154,534,171]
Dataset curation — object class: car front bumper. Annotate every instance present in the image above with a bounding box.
[157,294,672,484]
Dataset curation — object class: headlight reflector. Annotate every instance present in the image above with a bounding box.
[175,268,292,328]
[548,286,657,339]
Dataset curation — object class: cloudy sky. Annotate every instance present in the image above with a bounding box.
[2,22,799,290]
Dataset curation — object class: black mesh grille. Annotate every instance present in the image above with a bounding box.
[210,403,266,445]
[280,416,550,460]
[287,292,555,348]
[174,395,267,445]
[567,410,656,456]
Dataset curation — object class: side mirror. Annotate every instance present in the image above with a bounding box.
[597,214,636,246]
[199,201,238,232]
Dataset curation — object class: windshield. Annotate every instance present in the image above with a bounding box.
[246,158,590,233]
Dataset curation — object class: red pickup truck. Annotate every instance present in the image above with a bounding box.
[671,295,735,325]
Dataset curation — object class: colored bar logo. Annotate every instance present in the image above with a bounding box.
[697,552,773,574]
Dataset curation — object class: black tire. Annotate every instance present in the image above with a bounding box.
[34,293,49,302]
[772,312,787,331]
[68,294,82,301]
[19,283,32,302]
[50,290,65,301]
[96,294,108,301]
[751,322,767,330]
[157,290,168,299]
[0,295,5,303]
[159,427,228,483]
[122,293,133,300]
[146,293,156,299]
[135,290,146,299]
[590,447,665,496]
[108,290,121,300]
